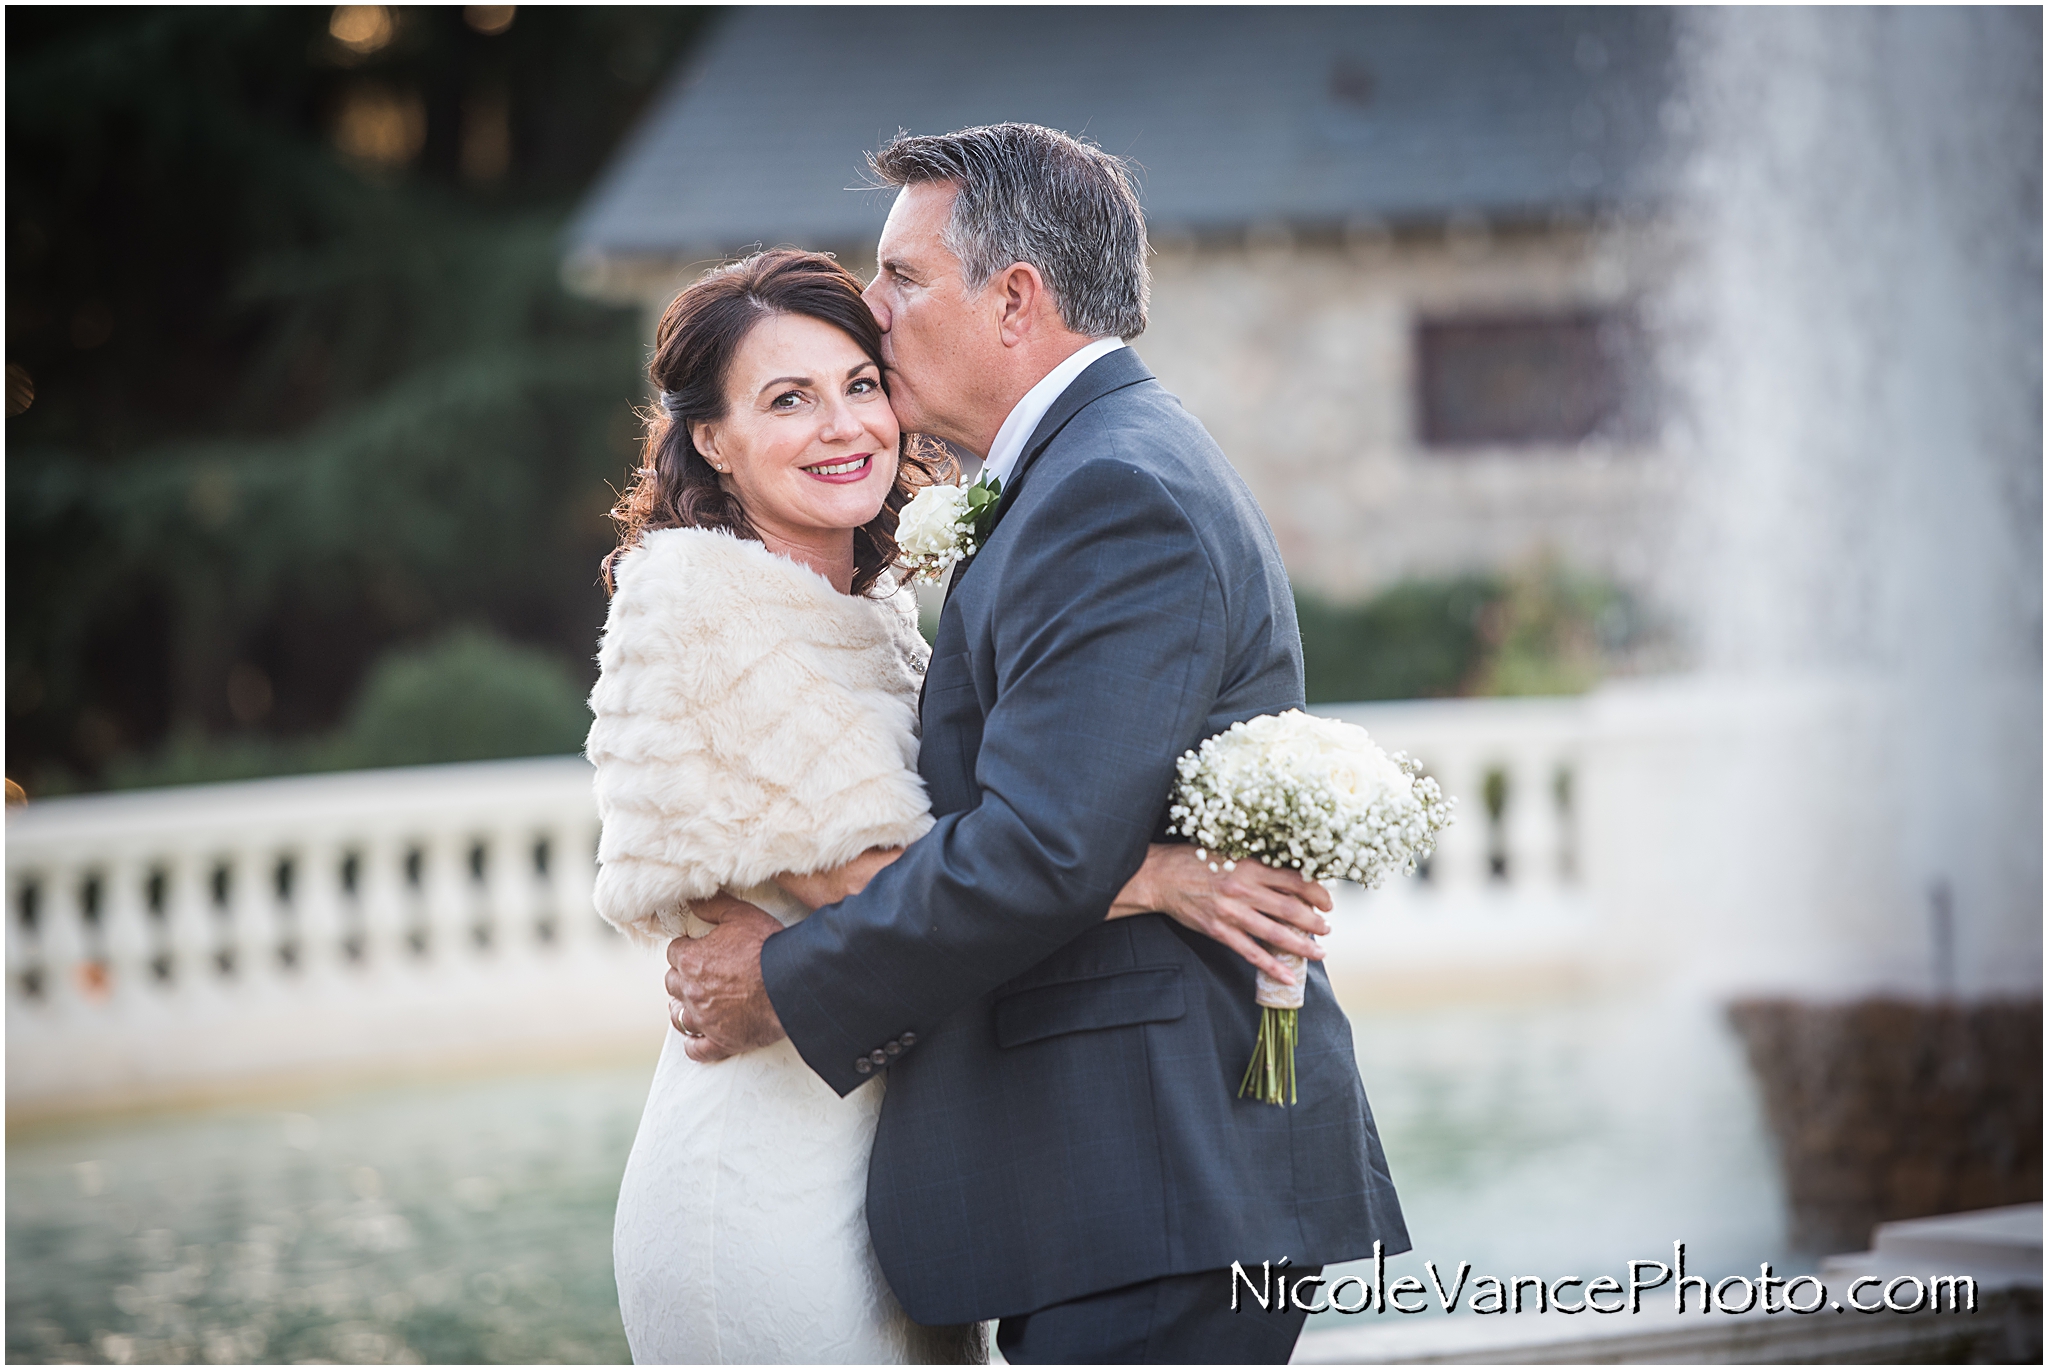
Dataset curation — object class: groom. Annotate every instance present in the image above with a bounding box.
[669,123,1408,1363]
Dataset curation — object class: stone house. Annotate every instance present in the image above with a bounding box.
[564,6,1680,601]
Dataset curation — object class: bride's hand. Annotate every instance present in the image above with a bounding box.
[1107,843,1333,985]
[773,846,904,911]
[686,891,757,925]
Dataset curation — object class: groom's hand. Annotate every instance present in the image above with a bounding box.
[665,899,787,1063]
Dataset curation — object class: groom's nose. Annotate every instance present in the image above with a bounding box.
[861,278,891,332]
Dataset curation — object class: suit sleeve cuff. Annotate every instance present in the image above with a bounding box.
[762,917,892,1098]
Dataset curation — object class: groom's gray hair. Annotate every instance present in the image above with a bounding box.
[870,123,1149,341]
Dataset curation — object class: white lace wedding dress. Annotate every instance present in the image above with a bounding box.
[613,889,978,1363]
[587,528,983,1364]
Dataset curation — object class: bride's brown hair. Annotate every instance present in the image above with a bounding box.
[604,248,952,596]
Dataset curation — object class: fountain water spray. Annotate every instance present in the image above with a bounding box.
[1649,7,2041,1001]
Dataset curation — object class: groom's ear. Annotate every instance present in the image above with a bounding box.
[993,261,1049,347]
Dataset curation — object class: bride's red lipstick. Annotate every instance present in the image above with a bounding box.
[803,453,873,484]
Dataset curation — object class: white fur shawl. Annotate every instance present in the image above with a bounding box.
[585,527,934,942]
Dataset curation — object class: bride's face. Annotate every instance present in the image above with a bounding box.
[693,313,901,544]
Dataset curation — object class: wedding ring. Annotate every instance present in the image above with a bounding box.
[680,1027,705,1039]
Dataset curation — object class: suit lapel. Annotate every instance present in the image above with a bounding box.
[990,347,1154,533]
[944,347,1155,607]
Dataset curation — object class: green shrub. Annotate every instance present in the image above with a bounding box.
[337,628,591,768]
[101,729,325,792]
[1296,559,1640,703]
[98,628,589,791]
[1297,576,1499,703]
[1474,558,1634,698]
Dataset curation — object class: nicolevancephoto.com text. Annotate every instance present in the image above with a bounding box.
[1232,1243,1984,1318]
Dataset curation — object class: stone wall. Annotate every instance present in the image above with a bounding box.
[1136,222,1680,601]
[615,219,1683,604]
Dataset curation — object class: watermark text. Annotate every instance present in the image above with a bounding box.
[1228,1242,1980,1317]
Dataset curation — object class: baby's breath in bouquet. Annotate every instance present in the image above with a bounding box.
[1168,710,1455,1104]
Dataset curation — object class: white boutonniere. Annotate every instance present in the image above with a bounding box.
[897,472,1003,584]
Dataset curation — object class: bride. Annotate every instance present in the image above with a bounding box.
[587,249,1334,1364]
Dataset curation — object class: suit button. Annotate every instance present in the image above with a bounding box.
[854,1058,873,1075]
[884,1041,902,1057]
[899,1031,918,1047]
[868,1049,889,1065]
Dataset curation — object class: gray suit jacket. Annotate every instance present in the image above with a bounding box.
[761,347,1409,1324]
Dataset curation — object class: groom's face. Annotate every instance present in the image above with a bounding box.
[864,183,1003,452]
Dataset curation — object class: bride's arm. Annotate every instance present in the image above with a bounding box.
[773,847,906,911]
[1107,844,1332,985]
[679,854,901,924]
[772,842,1330,986]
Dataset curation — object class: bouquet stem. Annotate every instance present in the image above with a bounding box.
[1239,1005,1298,1105]
[1240,950,1306,1105]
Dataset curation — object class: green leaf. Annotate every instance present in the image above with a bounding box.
[960,472,1004,540]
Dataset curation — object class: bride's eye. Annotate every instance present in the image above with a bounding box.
[847,377,879,397]
[770,389,808,411]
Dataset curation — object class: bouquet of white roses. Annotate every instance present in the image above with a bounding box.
[1168,709,1455,1104]
[896,472,1002,584]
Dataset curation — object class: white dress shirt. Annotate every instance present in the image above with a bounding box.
[978,336,1127,489]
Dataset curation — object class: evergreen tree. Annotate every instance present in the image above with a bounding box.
[6,6,707,793]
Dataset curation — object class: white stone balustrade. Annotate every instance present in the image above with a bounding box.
[14,679,1969,1111]
[1308,697,1604,1007]
[5,709,1603,1112]
[6,757,664,1115]
[1318,696,1591,909]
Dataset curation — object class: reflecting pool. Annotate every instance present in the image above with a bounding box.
[1314,988,1793,1338]
[8,1063,653,1364]
[9,987,1787,1362]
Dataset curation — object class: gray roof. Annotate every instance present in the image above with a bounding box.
[569,6,1675,259]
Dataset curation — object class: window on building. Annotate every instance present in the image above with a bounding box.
[1415,312,1643,449]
